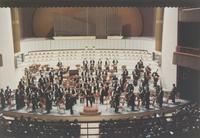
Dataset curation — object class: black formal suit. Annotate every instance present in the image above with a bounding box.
[69,95,74,114]
[38,77,45,88]
[114,93,120,113]
[171,86,177,103]
[90,60,95,65]
[145,91,150,109]
[45,93,52,113]
[129,93,136,111]
[49,71,54,83]
[100,88,106,104]
[158,90,164,108]
[32,92,38,111]
[112,59,118,65]
[86,89,93,107]
[15,91,20,110]
[127,83,134,93]
[0,91,5,109]
[65,93,71,110]
[57,70,64,85]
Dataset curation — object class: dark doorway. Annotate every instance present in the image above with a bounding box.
[177,66,200,103]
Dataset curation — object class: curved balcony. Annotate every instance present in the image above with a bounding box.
[173,46,200,71]
[176,46,200,55]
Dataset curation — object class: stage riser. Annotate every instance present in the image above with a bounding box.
[3,101,189,122]
[20,38,155,54]
[24,49,152,64]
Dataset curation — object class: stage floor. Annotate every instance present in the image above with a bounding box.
[2,98,189,122]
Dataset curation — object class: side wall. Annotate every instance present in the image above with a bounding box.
[0,8,17,89]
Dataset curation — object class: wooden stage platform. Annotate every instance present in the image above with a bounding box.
[2,99,189,122]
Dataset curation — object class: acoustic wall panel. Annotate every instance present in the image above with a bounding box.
[33,8,143,37]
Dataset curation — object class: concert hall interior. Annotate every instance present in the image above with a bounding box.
[0,2,200,138]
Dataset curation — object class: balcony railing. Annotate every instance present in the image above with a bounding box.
[176,46,200,55]
[173,48,200,71]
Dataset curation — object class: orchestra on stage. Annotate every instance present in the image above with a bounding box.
[0,58,178,114]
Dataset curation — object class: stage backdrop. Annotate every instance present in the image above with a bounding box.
[32,8,143,38]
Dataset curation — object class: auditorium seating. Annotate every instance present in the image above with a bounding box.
[99,103,200,138]
[4,117,80,138]
[0,103,200,137]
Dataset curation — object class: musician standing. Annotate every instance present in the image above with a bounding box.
[25,86,32,108]
[65,92,71,110]
[32,91,38,112]
[57,61,62,68]
[127,82,134,94]
[45,91,53,114]
[114,93,120,113]
[83,58,88,70]
[19,88,25,109]
[90,59,95,72]
[139,86,145,106]
[138,59,144,69]
[90,59,95,65]
[69,94,75,114]
[112,81,118,92]
[98,58,102,70]
[100,87,105,104]
[158,87,164,108]
[38,75,46,88]
[15,89,19,110]
[129,93,136,111]
[86,89,93,107]
[112,59,118,65]
[122,69,128,87]
[116,84,122,94]
[152,69,159,87]
[144,87,150,109]
[105,58,110,71]
[122,68,128,77]
[5,86,11,106]
[112,59,118,72]
[0,89,5,109]
[171,84,177,104]
[49,68,54,84]
[18,79,25,90]
[57,69,64,85]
